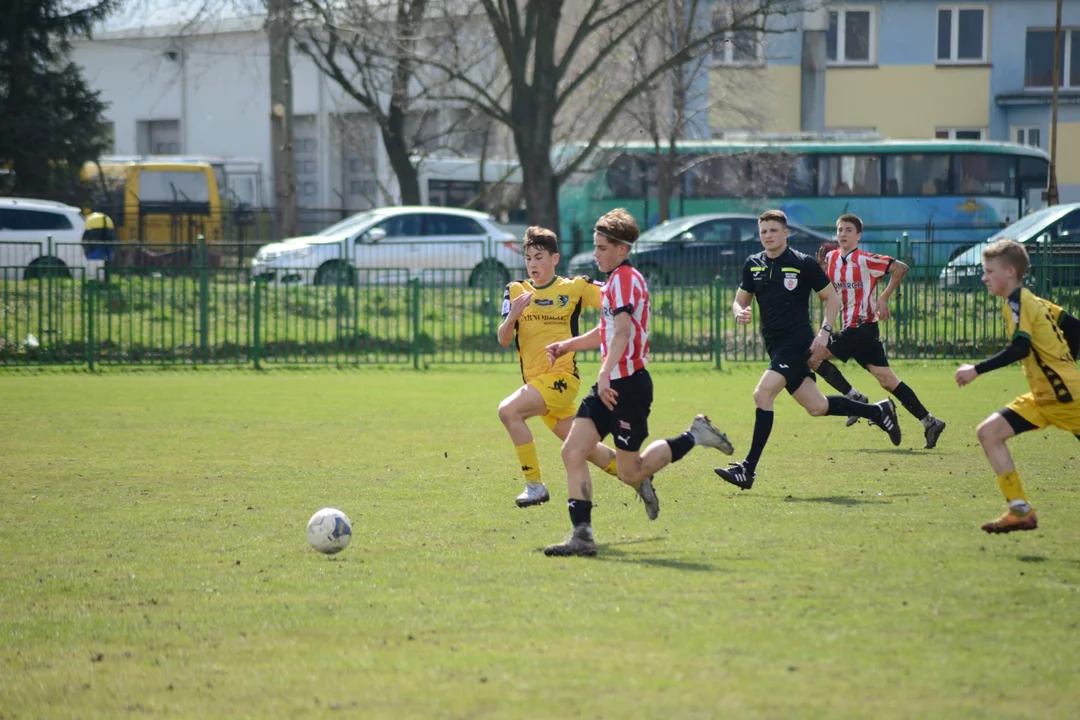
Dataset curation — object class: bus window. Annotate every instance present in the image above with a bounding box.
[818,155,881,196]
[749,153,817,197]
[606,154,648,198]
[884,154,951,196]
[138,170,211,205]
[953,154,1015,196]
[685,155,750,198]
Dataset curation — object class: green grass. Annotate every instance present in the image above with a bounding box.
[2,364,1080,718]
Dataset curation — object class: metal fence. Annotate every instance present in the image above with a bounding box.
[2,237,1079,369]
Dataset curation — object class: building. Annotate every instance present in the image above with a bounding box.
[709,0,1080,202]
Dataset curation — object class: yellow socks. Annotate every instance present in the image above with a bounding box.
[515,442,542,483]
[602,456,619,477]
[996,470,1029,504]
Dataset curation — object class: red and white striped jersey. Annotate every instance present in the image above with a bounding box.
[601,262,650,379]
[825,248,894,329]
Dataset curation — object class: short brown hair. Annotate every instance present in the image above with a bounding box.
[758,209,788,227]
[837,213,863,233]
[523,226,559,255]
[594,208,639,245]
[983,239,1030,278]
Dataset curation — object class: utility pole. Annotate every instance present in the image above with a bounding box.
[1046,0,1063,207]
[268,0,298,237]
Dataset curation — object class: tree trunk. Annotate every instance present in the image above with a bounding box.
[382,104,421,205]
[268,0,298,237]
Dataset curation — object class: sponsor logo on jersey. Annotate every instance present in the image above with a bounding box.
[535,299,554,306]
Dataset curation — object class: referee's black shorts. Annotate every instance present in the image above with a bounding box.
[576,368,652,451]
[828,322,889,369]
[765,330,815,394]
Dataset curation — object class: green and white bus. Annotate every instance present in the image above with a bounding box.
[557,137,1050,268]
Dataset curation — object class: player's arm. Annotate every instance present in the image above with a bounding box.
[733,259,755,324]
[496,284,532,347]
[546,325,601,365]
[875,259,908,321]
[812,283,841,352]
[956,334,1031,386]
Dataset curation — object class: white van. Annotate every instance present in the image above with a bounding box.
[0,198,105,280]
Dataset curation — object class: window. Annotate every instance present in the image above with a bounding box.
[711,3,765,66]
[689,219,738,243]
[136,119,181,155]
[935,128,985,140]
[827,7,875,65]
[1013,125,1042,148]
[818,155,881,196]
[748,153,817,197]
[423,214,485,237]
[884,154,951,196]
[1025,29,1080,88]
[138,171,211,203]
[937,5,987,64]
[683,155,750,198]
[953,154,1016,196]
[0,209,74,231]
[376,214,421,238]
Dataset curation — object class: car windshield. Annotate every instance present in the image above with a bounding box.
[315,211,381,238]
[637,218,701,243]
[986,206,1074,243]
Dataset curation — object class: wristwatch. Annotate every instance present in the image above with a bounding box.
[820,323,833,333]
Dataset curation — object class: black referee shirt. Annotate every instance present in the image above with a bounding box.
[740,246,831,344]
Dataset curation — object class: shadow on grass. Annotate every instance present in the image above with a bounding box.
[847,448,923,455]
[536,536,723,572]
[1018,555,1047,563]
[782,494,894,506]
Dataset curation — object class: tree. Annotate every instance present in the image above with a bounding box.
[0,0,118,198]
[293,0,429,205]
[427,0,809,233]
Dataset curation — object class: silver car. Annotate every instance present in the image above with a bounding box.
[252,206,521,286]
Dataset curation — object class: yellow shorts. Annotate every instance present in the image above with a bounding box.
[527,372,581,431]
[1006,393,1080,435]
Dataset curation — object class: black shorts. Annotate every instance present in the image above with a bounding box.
[576,368,653,451]
[828,323,889,369]
[766,331,815,394]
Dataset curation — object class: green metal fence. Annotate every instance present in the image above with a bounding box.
[3,237,1079,369]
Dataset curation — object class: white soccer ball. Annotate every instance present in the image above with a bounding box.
[306,507,353,554]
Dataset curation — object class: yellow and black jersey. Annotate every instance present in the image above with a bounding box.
[1004,287,1080,404]
[502,276,602,383]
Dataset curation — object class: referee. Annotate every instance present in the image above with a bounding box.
[715,210,901,490]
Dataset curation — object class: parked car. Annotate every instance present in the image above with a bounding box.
[939,202,1080,290]
[0,198,106,280]
[251,206,522,286]
[567,213,835,286]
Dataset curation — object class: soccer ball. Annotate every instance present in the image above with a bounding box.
[306,507,353,554]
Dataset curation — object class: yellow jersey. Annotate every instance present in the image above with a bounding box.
[502,276,602,383]
[1004,287,1080,404]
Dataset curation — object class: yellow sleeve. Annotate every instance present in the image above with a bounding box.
[501,282,523,319]
[577,277,603,309]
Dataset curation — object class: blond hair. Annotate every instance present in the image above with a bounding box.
[594,208,640,245]
[982,239,1030,278]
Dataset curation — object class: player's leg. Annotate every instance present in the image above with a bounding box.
[715,369,786,490]
[497,384,551,508]
[976,406,1040,533]
[544,417,602,557]
[866,361,946,449]
[551,416,618,479]
[812,330,869,426]
[791,373,902,446]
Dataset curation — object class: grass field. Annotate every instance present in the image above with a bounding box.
[2,364,1079,719]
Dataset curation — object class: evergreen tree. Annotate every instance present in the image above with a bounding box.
[0,0,118,198]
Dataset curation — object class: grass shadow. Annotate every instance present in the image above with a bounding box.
[782,494,894,506]
[535,536,723,572]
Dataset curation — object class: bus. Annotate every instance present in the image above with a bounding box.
[82,158,224,246]
[557,137,1051,268]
